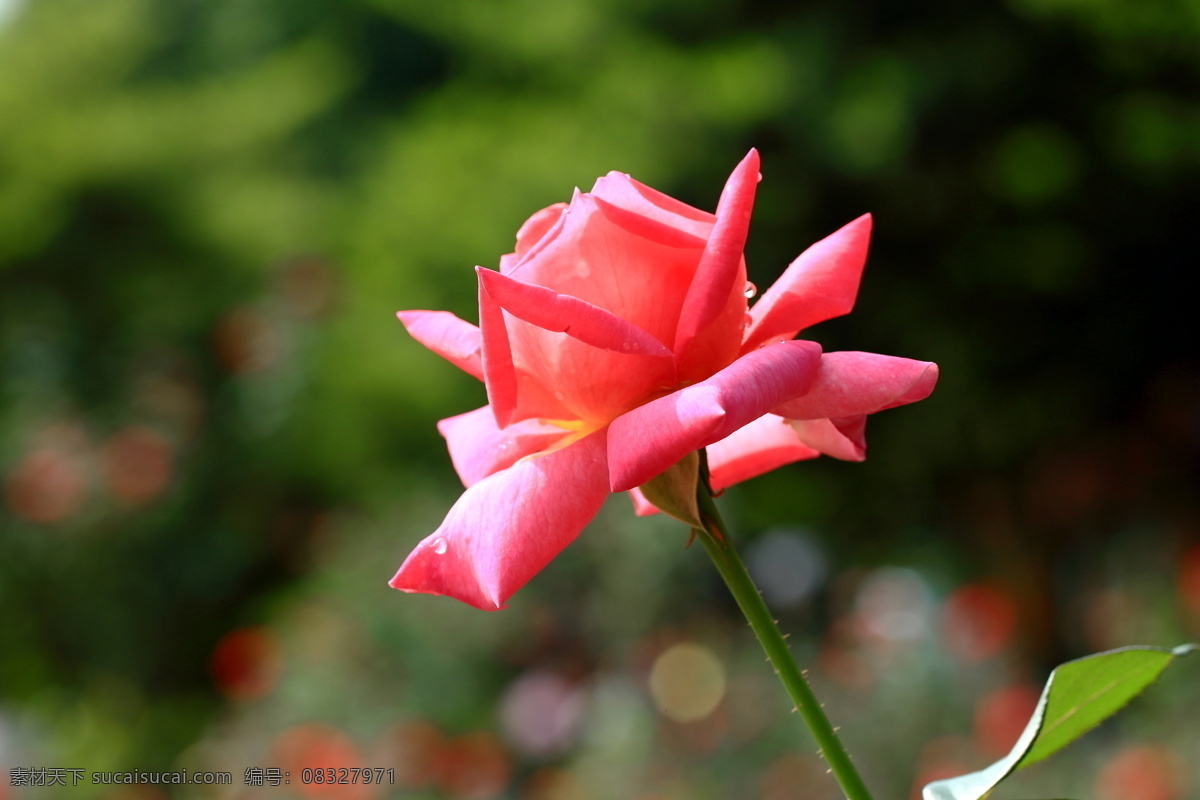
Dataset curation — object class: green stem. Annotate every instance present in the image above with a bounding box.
[693,482,874,800]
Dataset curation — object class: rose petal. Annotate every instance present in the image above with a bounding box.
[591,171,715,241]
[743,214,872,352]
[507,191,703,347]
[438,406,568,487]
[478,272,520,426]
[706,413,821,490]
[500,203,569,273]
[390,429,610,610]
[476,267,673,357]
[628,487,659,517]
[515,203,569,258]
[397,310,484,381]
[590,194,709,250]
[498,190,706,423]
[772,352,939,420]
[480,276,582,425]
[789,417,868,461]
[673,150,759,364]
[607,339,822,492]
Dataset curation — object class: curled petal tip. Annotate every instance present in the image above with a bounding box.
[773,351,939,421]
[907,361,940,404]
[888,359,939,408]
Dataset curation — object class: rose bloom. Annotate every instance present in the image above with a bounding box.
[393,151,937,610]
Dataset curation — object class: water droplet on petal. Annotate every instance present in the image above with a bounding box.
[432,538,448,555]
[554,390,565,401]
[744,312,754,329]
[743,281,757,299]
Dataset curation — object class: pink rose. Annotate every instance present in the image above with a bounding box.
[393,151,937,610]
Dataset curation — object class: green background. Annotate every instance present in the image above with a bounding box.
[1,0,1198,798]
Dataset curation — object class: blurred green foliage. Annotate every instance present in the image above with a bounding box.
[1,0,1198,798]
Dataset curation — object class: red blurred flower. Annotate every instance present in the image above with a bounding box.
[210,625,281,700]
[941,583,1019,663]
[436,732,511,800]
[1179,543,1200,625]
[972,684,1040,756]
[272,724,373,800]
[374,720,444,789]
[102,425,173,506]
[393,151,937,609]
[1095,744,1188,800]
[4,447,88,524]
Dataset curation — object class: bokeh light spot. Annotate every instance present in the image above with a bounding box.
[500,670,586,758]
[746,528,828,608]
[855,568,933,647]
[648,642,725,723]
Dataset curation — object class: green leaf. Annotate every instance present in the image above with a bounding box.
[922,643,1197,800]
